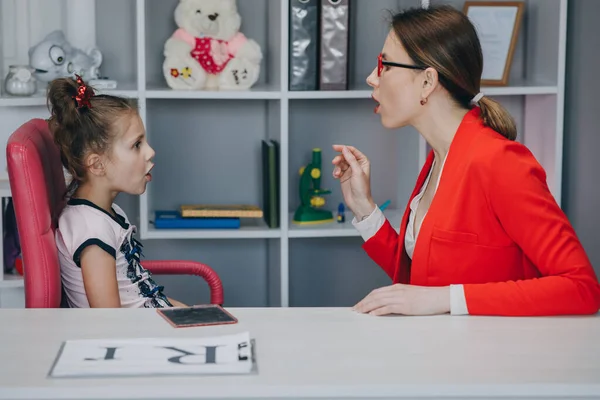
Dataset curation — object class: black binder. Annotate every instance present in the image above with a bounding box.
[289,0,320,91]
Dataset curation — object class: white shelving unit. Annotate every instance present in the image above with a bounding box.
[0,0,567,308]
[0,179,24,308]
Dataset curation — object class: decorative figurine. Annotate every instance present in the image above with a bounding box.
[28,30,102,83]
[293,148,334,225]
[337,203,346,223]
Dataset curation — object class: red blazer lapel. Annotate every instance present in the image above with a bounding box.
[394,150,435,283]
[408,109,483,284]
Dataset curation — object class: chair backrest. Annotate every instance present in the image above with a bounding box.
[6,119,67,308]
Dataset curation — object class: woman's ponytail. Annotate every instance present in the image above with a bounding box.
[477,96,517,141]
[390,6,519,141]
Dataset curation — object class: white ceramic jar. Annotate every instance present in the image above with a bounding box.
[4,65,37,96]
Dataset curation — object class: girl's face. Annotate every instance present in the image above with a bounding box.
[104,113,155,195]
[366,30,427,129]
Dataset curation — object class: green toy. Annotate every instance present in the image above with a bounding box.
[293,148,334,225]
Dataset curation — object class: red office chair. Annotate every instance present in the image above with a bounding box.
[6,118,224,308]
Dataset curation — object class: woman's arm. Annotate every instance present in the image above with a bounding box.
[361,217,402,281]
[464,142,600,316]
[351,204,402,280]
[81,245,121,308]
[332,144,405,281]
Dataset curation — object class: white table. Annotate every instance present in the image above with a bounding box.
[0,307,599,400]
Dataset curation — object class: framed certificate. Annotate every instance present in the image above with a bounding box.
[463,1,524,86]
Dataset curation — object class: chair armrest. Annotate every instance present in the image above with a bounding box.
[143,260,224,305]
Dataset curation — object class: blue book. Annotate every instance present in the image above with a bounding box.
[154,211,240,229]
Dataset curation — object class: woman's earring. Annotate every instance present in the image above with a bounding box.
[420,98,428,105]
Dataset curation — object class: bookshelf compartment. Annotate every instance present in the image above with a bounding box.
[288,98,419,219]
[140,238,277,307]
[0,273,23,289]
[522,94,561,200]
[289,237,391,307]
[0,106,50,180]
[287,0,422,93]
[345,0,423,91]
[96,0,138,92]
[144,0,281,92]
[143,99,280,238]
[432,0,562,88]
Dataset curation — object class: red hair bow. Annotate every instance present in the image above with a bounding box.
[73,74,93,109]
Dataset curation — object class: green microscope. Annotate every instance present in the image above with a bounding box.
[292,148,334,225]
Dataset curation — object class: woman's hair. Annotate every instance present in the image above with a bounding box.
[47,76,137,195]
[390,5,517,141]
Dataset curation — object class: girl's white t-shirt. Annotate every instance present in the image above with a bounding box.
[55,198,173,308]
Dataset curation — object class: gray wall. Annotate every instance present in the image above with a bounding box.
[563,0,600,277]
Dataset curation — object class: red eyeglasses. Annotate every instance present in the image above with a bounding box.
[377,53,427,77]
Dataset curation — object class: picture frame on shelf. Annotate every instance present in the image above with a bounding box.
[463,1,524,86]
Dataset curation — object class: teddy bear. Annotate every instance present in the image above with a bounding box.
[163,0,262,91]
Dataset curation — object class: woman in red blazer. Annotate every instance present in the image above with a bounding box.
[332,5,600,317]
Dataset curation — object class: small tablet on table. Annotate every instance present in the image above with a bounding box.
[157,304,238,328]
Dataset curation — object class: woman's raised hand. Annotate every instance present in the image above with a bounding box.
[332,145,375,220]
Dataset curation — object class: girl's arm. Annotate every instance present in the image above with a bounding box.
[80,245,121,308]
[463,142,600,316]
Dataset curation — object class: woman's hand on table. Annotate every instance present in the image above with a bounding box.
[353,284,451,316]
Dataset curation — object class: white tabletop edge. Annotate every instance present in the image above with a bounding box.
[2,383,600,400]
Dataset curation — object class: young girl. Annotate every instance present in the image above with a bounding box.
[50,75,186,308]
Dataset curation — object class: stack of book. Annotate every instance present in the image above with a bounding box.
[153,205,263,229]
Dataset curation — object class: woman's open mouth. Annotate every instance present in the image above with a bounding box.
[372,95,380,113]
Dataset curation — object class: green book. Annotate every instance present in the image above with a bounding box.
[261,140,280,228]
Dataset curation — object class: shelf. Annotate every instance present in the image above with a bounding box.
[287,84,558,100]
[145,222,280,240]
[0,273,24,289]
[288,210,403,238]
[0,94,47,107]
[482,83,558,96]
[94,82,139,98]
[0,84,138,108]
[287,90,373,100]
[144,210,406,239]
[0,84,558,107]
[145,83,281,100]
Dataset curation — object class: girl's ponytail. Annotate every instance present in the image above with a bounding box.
[46,76,137,196]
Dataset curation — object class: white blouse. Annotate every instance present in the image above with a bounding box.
[404,154,447,258]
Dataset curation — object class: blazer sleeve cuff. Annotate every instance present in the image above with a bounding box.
[352,205,385,242]
[450,284,469,315]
